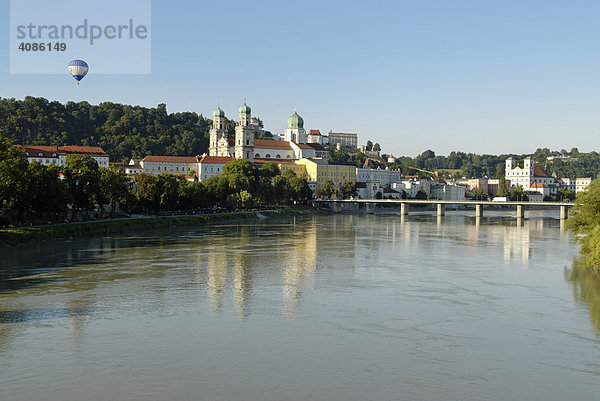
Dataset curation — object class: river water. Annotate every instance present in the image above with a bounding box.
[1,212,599,400]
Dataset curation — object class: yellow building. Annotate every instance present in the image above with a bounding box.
[280,159,356,192]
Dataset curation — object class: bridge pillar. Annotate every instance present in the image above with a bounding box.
[401,202,410,216]
[560,205,568,220]
[437,203,445,216]
[475,204,483,218]
[516,205,525,219]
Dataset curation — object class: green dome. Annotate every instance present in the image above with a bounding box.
[213,107,225,118]
[287,112,304,129]
[239,103,251,114]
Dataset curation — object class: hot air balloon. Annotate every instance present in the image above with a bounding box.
[68,60,89,84]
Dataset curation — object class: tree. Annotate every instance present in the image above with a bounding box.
[472,187,488,200]
[289,176,312,202]
[135,173,160,213]
[260,162,280,179]
[497,177,509,197]
[316,180,336,199]
[100,167,129,215]
[373,143,381,152]
[365,140,373,151]
[63,154,102,219]
[13,162,67,223]
[568,179,600,268]
[415,188,428,200]
[509,184,528,201]
[273,175,291,203]
[0,135,28,207]
[222,158,257,194]
[341,181,357,199]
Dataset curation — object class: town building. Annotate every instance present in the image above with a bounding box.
[328,132,358,149]
[356,168,405,188]
[505,156,594,195]
[280,158,356,194]
[18,145,109,167]
[125,159,143,175]
[139,155,199,176]
[430,184,466,201]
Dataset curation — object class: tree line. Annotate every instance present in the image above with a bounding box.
[568,179,600,269]
[2,96,598,180]
[0,135,313,226]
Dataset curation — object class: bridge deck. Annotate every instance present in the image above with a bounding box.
[315,199,574,207]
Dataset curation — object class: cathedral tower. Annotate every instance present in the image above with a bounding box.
[235,103,255,160]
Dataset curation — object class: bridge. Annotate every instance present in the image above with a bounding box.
[314,199,575,219]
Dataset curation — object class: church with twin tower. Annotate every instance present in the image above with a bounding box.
[208,103,310,161]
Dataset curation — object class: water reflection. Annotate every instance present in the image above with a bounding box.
[0,307,100,324]
[565,258,600,335]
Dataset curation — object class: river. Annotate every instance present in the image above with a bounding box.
[1,212,599,400]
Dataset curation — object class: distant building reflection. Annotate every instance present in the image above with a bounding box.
[282,221,317,314]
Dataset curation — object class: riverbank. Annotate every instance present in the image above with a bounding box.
[0,206,326,246]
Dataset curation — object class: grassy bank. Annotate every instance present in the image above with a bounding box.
[0,206,326,246]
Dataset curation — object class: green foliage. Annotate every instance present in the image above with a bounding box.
[373,143,381,152]
[0,96,211,162]
[509,184,528,201]
[260,162,280,179]
[0,135,28,206]
[415,188,428,200]
[316,180,337,199]
[365,140,373,151]
[567,179,600,269]
[100,167,129,215]
[497,177,509,197]
[341,181,357,199]
[63,154,102,216]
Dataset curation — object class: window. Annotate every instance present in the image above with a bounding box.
[276,154,281,159]
[265,154,271,158]
[246,139,249,145]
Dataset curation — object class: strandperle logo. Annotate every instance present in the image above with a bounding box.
[10,0,151,75]
[16,19,149,46]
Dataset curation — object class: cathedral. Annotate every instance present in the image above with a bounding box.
[208,103,325,161]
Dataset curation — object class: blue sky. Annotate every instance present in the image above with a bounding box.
[1,0,598,156]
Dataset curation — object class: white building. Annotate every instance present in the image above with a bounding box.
[356,168,405,188]
[576,178,593,194]
[391,180,431,198]
[198,156,232,181]
[18,145,110,167]
[328,132,358,149]
[430,184,466,201]
[505,156,557,194]
[140,155,199,176]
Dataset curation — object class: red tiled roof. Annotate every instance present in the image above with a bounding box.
[292,141,314,149]
[17,145,108,157]
[530,182,548,188]
[58,145,107,156]
[534,166,551,177]
[306,142,325,150]
[309,130,321,135]
[198,156,233,164]
[254,139,293,150]
[142,155,199,163]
